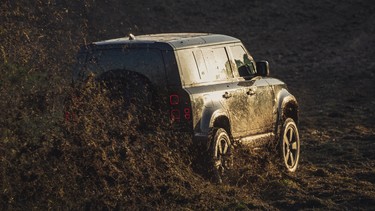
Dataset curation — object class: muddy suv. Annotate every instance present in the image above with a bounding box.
[73,33,300,182]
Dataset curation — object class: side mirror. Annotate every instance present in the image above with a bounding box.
[256,61,270,77]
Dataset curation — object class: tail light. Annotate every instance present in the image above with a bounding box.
[169,94,191,123]
[170,94,179,105]
[183,108,191,120]
[170,109,181,122]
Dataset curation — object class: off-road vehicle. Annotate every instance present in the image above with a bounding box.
[72,33,300,182]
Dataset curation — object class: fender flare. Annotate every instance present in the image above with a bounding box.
[198,105,230,135]
[275,88,299,135]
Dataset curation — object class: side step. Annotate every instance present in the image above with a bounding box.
[237,132,275,148]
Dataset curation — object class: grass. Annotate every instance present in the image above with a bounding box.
[1,0,375,210]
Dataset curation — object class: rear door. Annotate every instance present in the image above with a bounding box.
[198,46,250,137]
[177,45,250,138]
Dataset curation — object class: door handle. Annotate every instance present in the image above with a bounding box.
[223,92,232,99]
[247,86,257,96]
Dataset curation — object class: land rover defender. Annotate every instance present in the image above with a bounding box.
[72,33,300,182]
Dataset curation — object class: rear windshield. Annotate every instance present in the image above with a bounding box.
[74,47,165,82]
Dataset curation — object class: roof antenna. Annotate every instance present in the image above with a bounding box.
[129,33,136,40]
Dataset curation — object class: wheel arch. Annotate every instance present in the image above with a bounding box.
[275,89,299,136]
[205,111,232,154]
[281,96,299,124]
[198,105,231,135]
[211,115,231,139]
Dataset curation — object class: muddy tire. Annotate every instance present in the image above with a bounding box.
[210,128,233,183]
[279,118,300,172]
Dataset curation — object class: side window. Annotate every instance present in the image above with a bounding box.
[212,47,233,80]
[230,45,256,77]
[177,47,234,86]
[200,47,233,82]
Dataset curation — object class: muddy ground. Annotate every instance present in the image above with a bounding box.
[1,0,375,210]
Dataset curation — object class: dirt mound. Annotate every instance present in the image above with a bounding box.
[1,0,375,210]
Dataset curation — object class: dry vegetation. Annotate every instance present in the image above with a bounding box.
[1,0,375,210]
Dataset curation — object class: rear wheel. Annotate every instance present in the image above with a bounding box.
[280,118,300,172]
[210,128,233,183]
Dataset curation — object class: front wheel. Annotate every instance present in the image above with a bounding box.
[280,118,300,172]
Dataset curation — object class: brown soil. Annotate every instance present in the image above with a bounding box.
[1,0,374,210]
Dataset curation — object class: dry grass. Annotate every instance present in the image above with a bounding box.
[1,0,375,210]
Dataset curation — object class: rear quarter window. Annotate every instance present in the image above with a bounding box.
[176,50,201,86]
